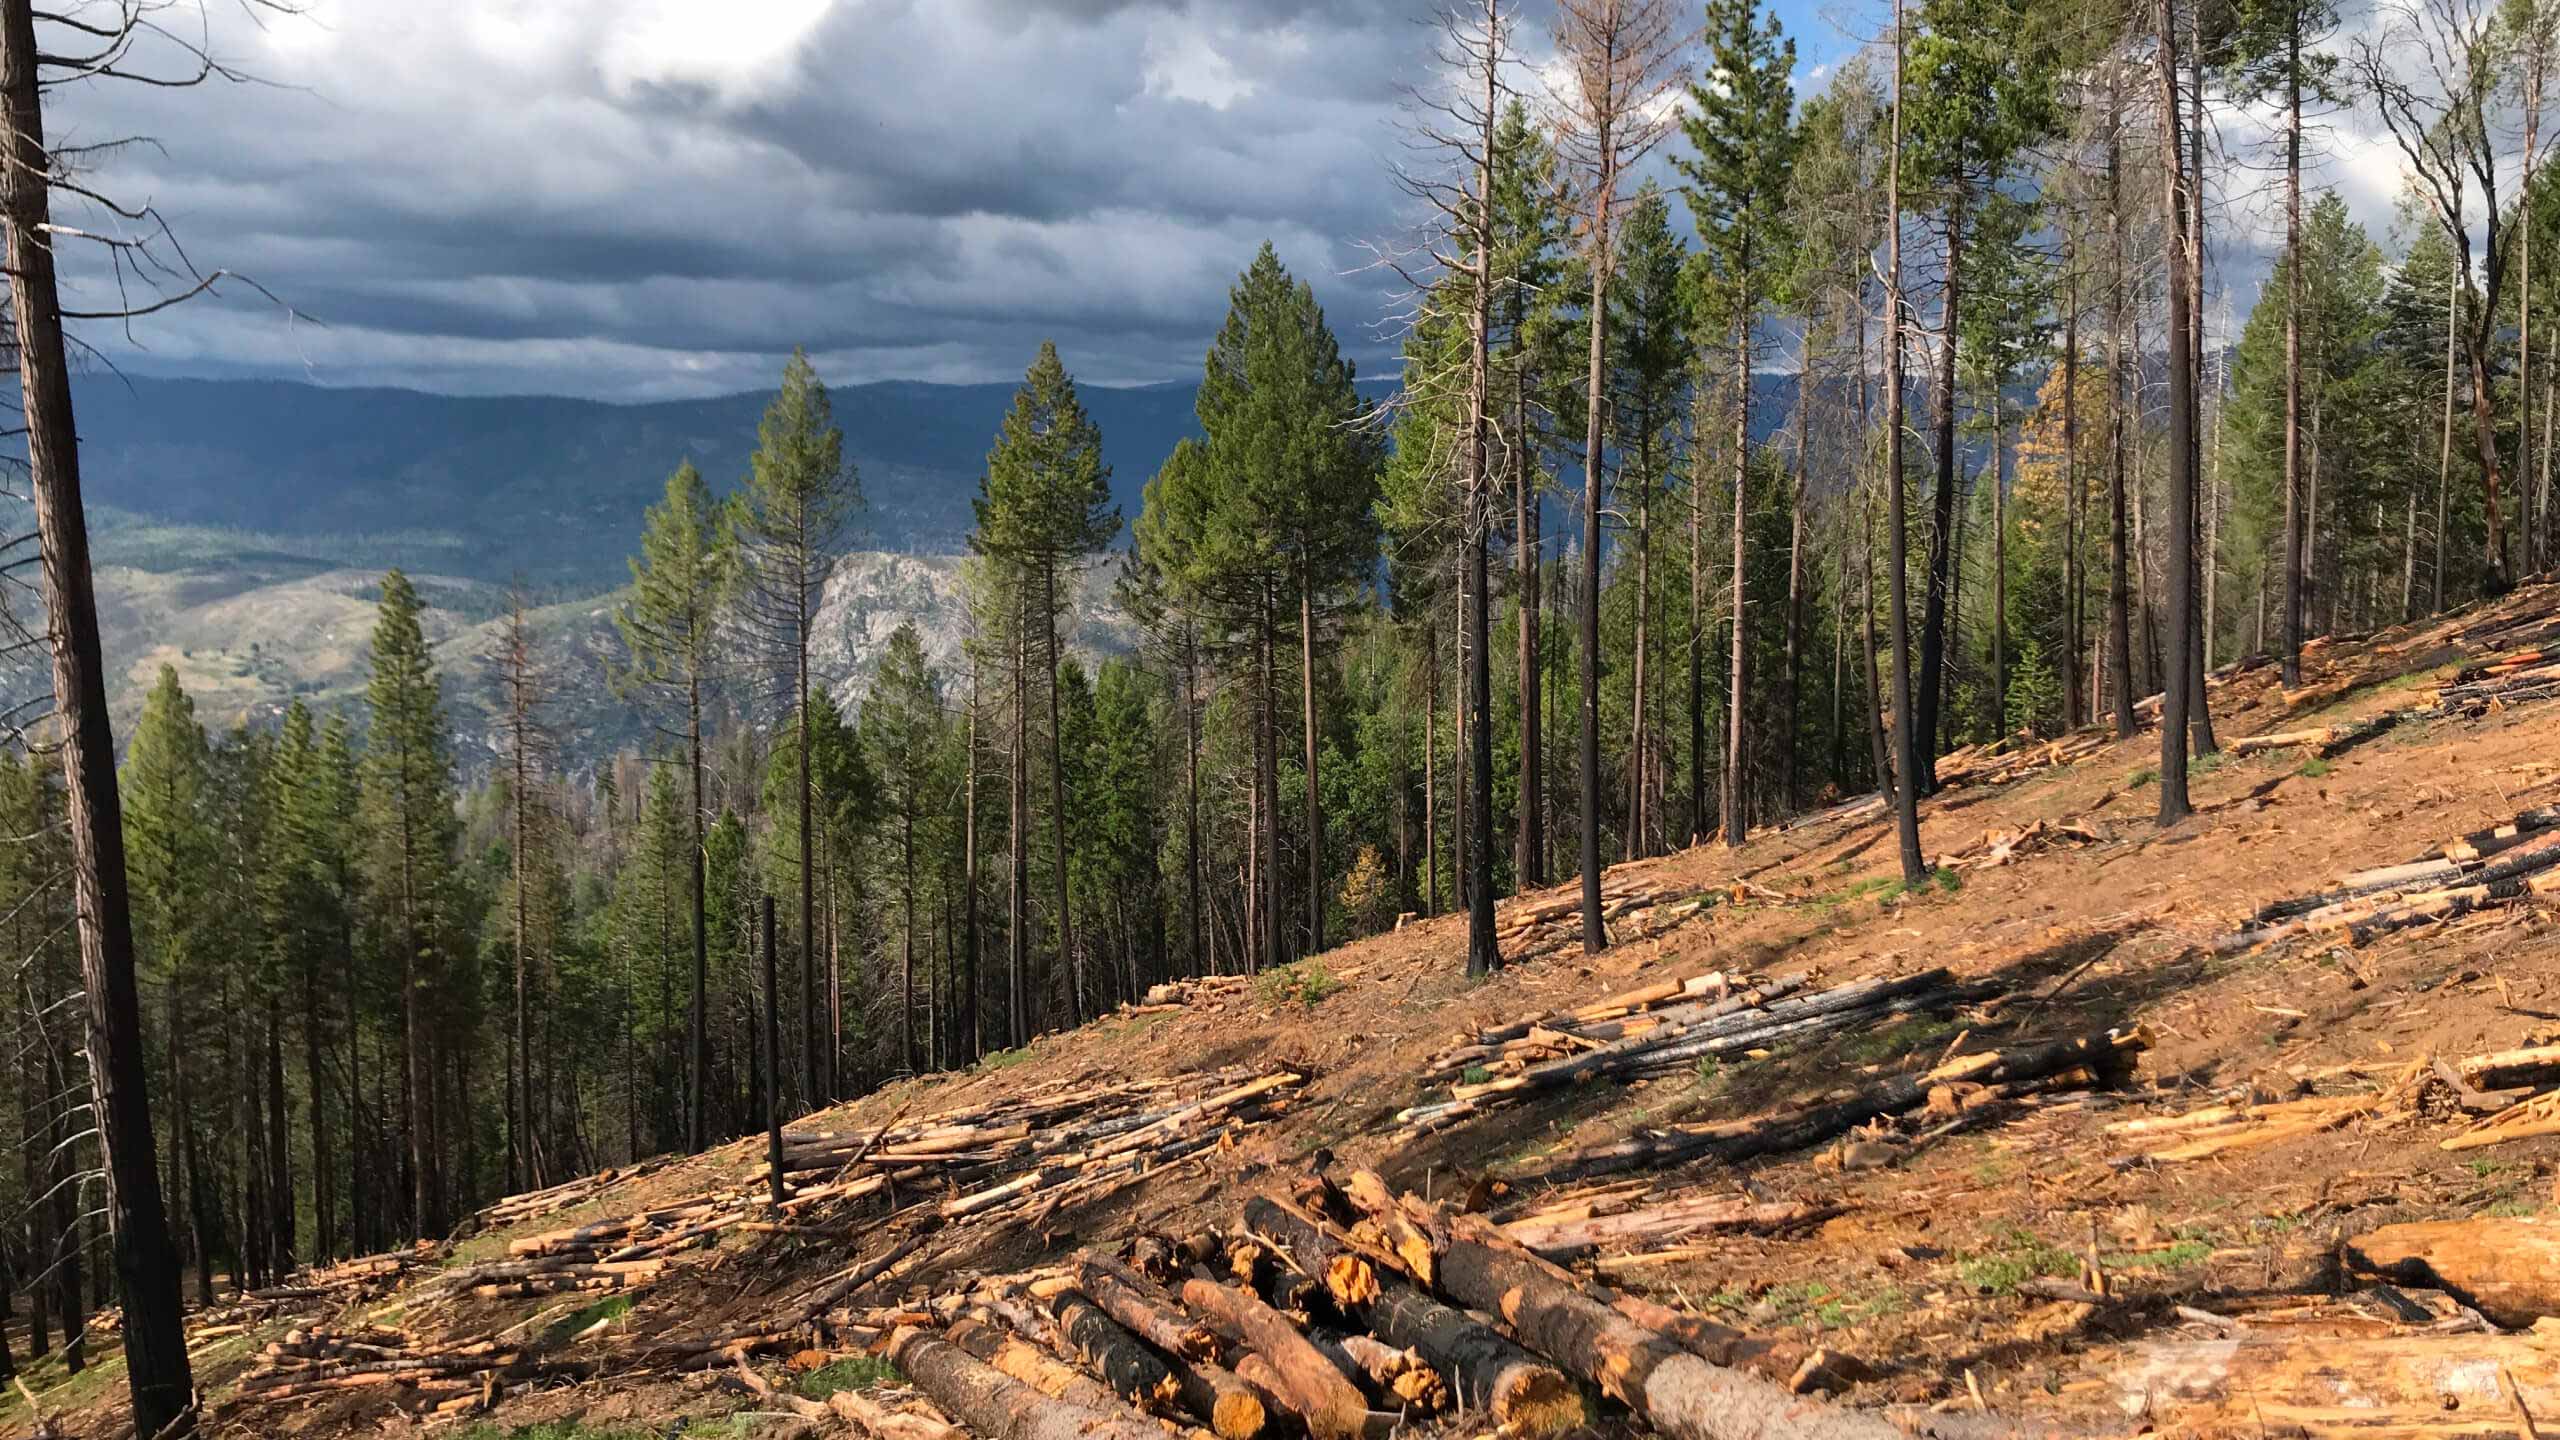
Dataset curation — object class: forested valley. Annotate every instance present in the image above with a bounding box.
[4,0,2560,1434]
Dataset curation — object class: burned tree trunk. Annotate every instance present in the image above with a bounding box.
[0,0,194,1425]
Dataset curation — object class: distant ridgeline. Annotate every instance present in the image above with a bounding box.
[68,371,1904,596]
[70,374,1209,591]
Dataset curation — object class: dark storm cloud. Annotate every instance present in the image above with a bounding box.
[50,0,1455,398]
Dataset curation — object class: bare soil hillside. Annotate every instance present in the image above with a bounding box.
[15,581,2560,1440]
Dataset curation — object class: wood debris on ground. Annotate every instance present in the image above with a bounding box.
[1932,816,2105,871]
[1491,872,1713,961]
[2217,802,2560,955]
[426,1066,1306,1310]
[1399,968,1993,1134]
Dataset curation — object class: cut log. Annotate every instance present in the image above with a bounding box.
[2457,1045,2560,1092]
[2120,1330,2560,1434]
[1608,1293,1872,1395]
[1047,1289,1182,1411]
[2344,1215,2560,1328]
[1180,1278,1370,1440]
[1241,1194,1579,1435]
[1358,1190,1903,1440]
[887,1324,1168,1440]
[1076,1255,1220,1361]
[947,1315,1133,1416]
[1166,1353,1273,1440]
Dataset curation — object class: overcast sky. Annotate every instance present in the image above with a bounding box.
[51,0,2415,402]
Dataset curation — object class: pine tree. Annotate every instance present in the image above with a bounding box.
[862,622,944,1074]
[1608,186,1687,855]
[1185,245,1379,967]
[732,351,860,1109]
[1678,0,1796,845]
[1903,0,2060,782]
[613,460,737,1151]
[121,664,218,1295]
[971,341,1118,1030]
[359,568,459,1238]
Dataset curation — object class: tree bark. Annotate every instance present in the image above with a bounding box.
[1724,290,1751,846]
[1916,201,1964,788]
[0,0,194,1419]
[1885,0,1926,886]
[1580,119,1612,953]
[2157,0,2197,824]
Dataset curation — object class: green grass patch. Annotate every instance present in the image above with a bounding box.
[1887,867,1963,900]
[977,1045,1033,1072]
[2127,766,2158,788]
[543,1295,633,1346]
[800,1354,903,1399]
[2484,1198,2544,1218]
[1460,1065,1493,1086]
[2191,751,2227,776]
[1956,1227,2079,1295]
[2104,1238,2213,1271]
[1256,961,1341,1010]
[1704,1280,1909,1328]
[2296,757,2334,778]
[1839,1014,1964,1067]
[0,1341,129,1429]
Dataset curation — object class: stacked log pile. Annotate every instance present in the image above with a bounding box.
[2217,804,2560,955]
[816,1164,1925,1440]
[1398,970,1991,1135]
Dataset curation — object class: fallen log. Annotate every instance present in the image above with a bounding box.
[1239,1194,1579,1436]
[2119,1330,2560,1434]
[888,1325,1170,1440]
[2344,1214,2560,1328]
[1501,1194,1836,1259]
[1520,1026,2148,1183]
[2456,1044,2560,1092]
[1181,1277,1370,1440]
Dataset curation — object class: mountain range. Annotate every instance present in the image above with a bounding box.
[60,371,1823,766]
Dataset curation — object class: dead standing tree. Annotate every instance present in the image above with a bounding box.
[1378,0,1523,978]
[1550,0,1688,954]
[0,0,306,1430]
[2354,0,2533,595]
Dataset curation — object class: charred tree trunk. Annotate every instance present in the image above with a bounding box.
[0,0,194,1419]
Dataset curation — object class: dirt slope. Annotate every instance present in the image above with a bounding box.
[15,581,2560,1440]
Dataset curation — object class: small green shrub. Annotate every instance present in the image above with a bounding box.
[2297,757,2334,778]
[1955,1228,2078,1295]
[2128,766,2158,788]
[1256,961,1340,1010]
[800,1355,902,1399]
[1460,1065,1493,1086]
